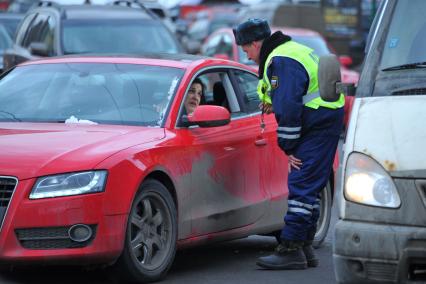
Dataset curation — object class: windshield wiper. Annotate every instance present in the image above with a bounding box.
[382,62,426,71]
[0,110,21,122]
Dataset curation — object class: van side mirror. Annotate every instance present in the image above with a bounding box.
[29,42,49,57]
[336,82,356,97]
[318,54,341,102]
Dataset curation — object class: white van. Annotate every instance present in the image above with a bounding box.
[333,0,426,283]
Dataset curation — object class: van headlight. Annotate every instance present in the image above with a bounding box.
[30,171,107,199]
[344,153,400,208]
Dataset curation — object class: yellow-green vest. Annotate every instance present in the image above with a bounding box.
[257,41,345,109]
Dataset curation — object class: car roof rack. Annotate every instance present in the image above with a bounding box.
[37,0,92,7]
[37,1,61,8]
[109,0,157,18]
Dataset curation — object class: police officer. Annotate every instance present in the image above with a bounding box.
[233,19,344,270]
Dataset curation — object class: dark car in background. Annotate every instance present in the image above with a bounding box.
[0,12,23,72]
[3,1,183,70]
[180,5,241,54]
[6,0,37,13]
[110,0,176,33]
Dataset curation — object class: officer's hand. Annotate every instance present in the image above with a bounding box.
[288,155,302,173]
[259,102,273,114]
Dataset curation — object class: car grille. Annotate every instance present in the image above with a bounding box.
[365,261,397,281]
[15,225,97,250]
[392,88,426,96]
[0,177,17,229]
[415,180,426,208]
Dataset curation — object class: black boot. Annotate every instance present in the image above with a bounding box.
[303,230,319,267]
[256,240,307,270]
[303,241,319,267]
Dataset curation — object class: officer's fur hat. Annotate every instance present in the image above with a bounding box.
[233,18,271,45]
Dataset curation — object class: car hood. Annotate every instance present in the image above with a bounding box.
[0,123,165,179]
[347,96,426,176]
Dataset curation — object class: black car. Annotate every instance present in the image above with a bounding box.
[3,1,184,70]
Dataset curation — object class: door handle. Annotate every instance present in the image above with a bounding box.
[255,138,267,146]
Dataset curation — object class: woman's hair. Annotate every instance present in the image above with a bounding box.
[191,78,206,104]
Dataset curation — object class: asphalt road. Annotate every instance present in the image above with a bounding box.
[0,141,344,284]
[0,232,337,284]
[0,203,340,284]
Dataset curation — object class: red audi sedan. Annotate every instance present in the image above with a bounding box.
[0,54,337,282]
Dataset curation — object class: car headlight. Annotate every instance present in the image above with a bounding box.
[30,170,107,199]
[344,152,401,208]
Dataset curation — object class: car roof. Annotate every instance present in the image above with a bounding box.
[19,53,205,68]
[33,4,154,20]
[19,53,251,70]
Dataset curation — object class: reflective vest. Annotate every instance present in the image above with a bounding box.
[257,41,345,109]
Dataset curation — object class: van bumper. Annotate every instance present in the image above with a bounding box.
[333,220,426,283]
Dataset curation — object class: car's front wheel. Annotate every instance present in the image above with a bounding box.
[313,181,332,248]
[115,179,177,283]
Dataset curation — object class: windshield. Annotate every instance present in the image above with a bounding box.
[380,0,426,70]
[0,18,21,37]
[0,63,184,126]
[238,34,331,65]
[62,19,180,54]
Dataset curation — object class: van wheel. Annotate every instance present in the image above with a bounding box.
[313,182,332,248]
[115,179,177,283]
[272,182,332,248]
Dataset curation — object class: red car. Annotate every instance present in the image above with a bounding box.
[0,54,337,282]
[201,27,359,128]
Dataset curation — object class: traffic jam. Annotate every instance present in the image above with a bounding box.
[1,0,425,283]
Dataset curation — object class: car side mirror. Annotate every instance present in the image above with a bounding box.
[29,42,49,57]
[183,105,230,127]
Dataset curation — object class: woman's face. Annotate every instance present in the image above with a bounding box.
[184,82,203,115]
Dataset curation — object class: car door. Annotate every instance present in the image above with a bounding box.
[230,69,289,225]
[177,69,268,236]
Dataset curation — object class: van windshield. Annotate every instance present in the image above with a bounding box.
[380,0,426,70]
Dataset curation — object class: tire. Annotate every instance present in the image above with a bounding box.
[313,182,332,248]
[115,179,177,283]
[272,182,332,248]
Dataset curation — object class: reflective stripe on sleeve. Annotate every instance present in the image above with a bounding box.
[277,133,301,139]
[277,126,302,132]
